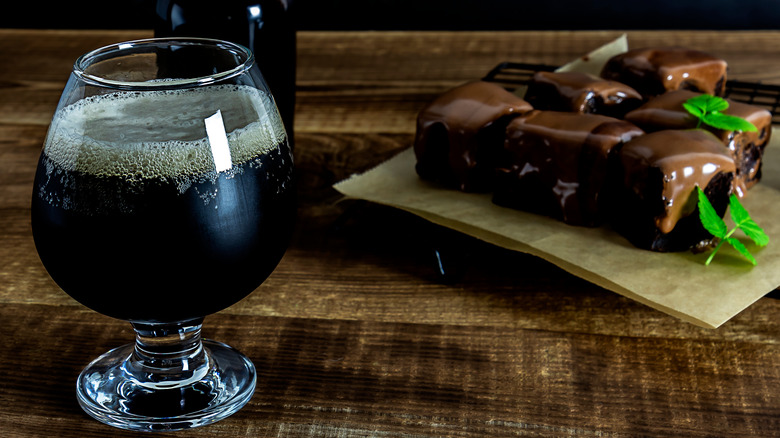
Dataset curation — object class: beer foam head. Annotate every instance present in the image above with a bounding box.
[44,84,286,181]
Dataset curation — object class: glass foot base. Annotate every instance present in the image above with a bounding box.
[76,339,256,432]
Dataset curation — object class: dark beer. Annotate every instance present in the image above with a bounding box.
[31,85,295,323]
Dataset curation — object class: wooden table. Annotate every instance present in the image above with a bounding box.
[2,29,780,437]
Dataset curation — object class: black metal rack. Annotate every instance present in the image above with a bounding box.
[482,61,780,125]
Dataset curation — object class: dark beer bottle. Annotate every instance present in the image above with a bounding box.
[154,0,296,148]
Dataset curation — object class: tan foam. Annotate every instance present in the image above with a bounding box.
[43,84,286,185]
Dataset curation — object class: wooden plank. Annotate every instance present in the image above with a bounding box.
[2,303,779,437]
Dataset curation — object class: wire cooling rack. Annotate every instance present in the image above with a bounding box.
[482,61,780,125]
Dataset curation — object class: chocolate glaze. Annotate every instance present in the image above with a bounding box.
[414,81,533,192]
[494,110,644,226]
[611,129,736,252]
[625,89,772,196]
[524,71,643,118]
[601,47,727,98]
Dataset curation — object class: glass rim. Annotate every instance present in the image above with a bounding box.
[73,37,255,90]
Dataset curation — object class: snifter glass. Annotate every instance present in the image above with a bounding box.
[30,38,295,431]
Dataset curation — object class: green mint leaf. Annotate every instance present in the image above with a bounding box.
[682,94,758,132]
[697,187,727,238]
[740,219,770,246]
[702,112,758,132]
[729,195,769,246]
[725,237,757,265]
[684,94,714,112]
[682,102,705,119]
[706,97,729,113]
[728,193,750,223]
[686,94,729,113]
[729,194,769,245]
[698,188,768,265]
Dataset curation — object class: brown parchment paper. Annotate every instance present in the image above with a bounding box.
[333,36,780,328]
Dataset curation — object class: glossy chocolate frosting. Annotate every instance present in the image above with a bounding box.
[616,129,736,236]
[494,110,644,226]
[414,80,533,191]
[601,47,727,98]
[625,89,772,196]
[524,71,643,118]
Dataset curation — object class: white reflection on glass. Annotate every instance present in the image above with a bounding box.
[205,110,233,172]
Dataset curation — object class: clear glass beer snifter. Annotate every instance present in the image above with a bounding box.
[31,38,295,431]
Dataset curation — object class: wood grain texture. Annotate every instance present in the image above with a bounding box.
[1,29,780,437]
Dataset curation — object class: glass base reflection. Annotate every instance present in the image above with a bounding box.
[76,338,256,432]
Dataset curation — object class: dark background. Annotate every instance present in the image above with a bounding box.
[1,0,779,30]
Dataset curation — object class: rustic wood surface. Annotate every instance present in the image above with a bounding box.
[2,29,780,437]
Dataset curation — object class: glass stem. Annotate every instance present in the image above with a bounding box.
[126,318,210,390]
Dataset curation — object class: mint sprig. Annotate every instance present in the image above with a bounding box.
[696,186,768,265]
[683,94,758,132]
